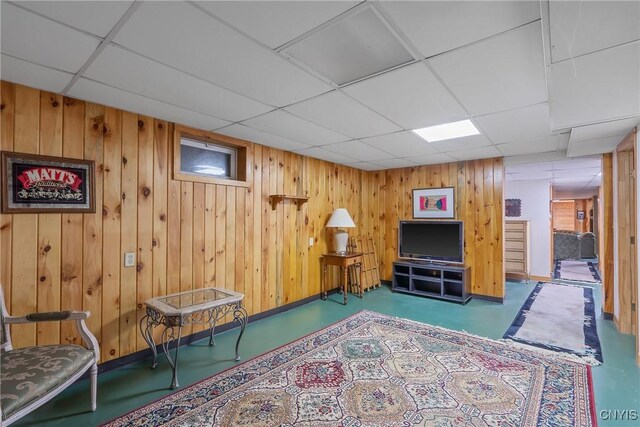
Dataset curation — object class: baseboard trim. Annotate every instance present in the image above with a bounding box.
[602,311,614,320]
[471,294,504,304]
[87,290,331,378]
[381,279,392,287]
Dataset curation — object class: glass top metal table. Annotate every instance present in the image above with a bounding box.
[140,288,247,389]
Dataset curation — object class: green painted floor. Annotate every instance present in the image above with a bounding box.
[14,281,640,426]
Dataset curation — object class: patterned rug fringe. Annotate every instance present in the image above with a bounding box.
[499,338,602,366]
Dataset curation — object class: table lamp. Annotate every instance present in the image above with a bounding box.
[326,208,356,254]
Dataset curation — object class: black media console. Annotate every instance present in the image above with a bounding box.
[391,261,471,304]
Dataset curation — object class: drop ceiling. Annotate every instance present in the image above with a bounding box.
[1,0,639,174]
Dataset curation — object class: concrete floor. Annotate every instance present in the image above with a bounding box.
[13,281,640,426]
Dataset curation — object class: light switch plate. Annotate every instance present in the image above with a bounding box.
[124,252,135,267]
[309,237,314,246]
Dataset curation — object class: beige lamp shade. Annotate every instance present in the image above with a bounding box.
[326,208,356,228]
[326,208,355,253]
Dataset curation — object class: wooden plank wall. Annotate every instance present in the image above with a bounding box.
[0,82,504,361]
[372,159,505,298]
[551,200,576,231]
[0,82,375,361]
[615,130,637,337]
[601,154,614,315]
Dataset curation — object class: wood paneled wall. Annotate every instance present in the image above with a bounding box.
[552,200,576,231]
[0,82,504,362]
[615,129,637,337]
[372,159,505,298]
[601,154,614,315]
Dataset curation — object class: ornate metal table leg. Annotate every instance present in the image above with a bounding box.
[233,305,248,361]
[139,313,158,368]
[208,308,218,347]
[161,323,183,389]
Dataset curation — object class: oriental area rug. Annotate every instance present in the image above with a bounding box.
[104,310,596,427]
[503,282,603,365]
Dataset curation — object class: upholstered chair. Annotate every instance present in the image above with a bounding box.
[553,231,581,260]
[0,285,99,426]
[580,232,597,259]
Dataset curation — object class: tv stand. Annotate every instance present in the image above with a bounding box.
[392,261,471,304]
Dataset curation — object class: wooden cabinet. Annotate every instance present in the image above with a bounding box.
[392,261,471,304]
[505,221,530,280]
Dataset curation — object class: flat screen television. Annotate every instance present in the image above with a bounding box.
[398,220,464,264]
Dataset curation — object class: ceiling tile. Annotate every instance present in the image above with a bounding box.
[379,0,540,57]
[292,146,359,164]
[549,41,640,130]
[567,135,626,157]
[552,157,602,170]
[507,170,553,180]
[550,1,640,63]
[284,91,401,138]
[506,162,553,173]
[344,62,468,129]
[371,158,419,169]
[323,140,394,162]
[282,7,415,86]
[553,167,600,179]
[84,45,272,122]
[113,1,332,107]
[216,124,311,152]
[342,161,382,171]
[0,54,74,93]
[241,110,349,146]
[68,78,231,131]
[474,103,552,144]
[18,1,134,38]
[497,139,558,157]
[1,2,100,74]
[428,22,547,116]
[504,150,569,165]
[447,145,502,161]
[553,176,593,184]
[361,131,439,157]
[196,1,358,49]
[410,153,457,166]
[497,134,568,156]
[430,134,493,152]
[569,117,640,142]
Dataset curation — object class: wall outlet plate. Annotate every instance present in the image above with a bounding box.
[124,252,135,267]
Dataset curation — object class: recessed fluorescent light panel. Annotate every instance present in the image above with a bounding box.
[413,120,480,142]
[281,7,414,86]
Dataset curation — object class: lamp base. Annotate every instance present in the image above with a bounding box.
[334,229,349,253]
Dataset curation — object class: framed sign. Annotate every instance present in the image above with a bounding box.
[1,151,95,213]
[412,187,455,218]
[505,199,522,217]
[577,210,585,220]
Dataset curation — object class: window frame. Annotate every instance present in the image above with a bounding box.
[173,125,249,187]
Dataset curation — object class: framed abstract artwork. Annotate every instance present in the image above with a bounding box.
[412,187,455,218]
[1,151,95,213]
[505,199,522,217]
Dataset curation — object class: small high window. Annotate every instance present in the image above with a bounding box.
[180,138,237,180]
[173,125,249,187]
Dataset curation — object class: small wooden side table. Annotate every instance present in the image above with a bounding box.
[321,252,364,305]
